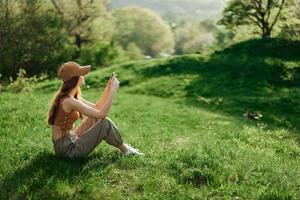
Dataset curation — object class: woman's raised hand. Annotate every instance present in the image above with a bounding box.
[110,72,120,92]
[107,72,116,87]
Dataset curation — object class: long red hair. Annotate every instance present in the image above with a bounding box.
[47,76,83,126]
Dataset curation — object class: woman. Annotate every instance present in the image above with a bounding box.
[47,61,145,159]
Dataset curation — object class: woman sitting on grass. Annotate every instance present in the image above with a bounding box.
[47,61,144,159]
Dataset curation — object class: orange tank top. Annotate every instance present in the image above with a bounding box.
[53,96,80,136]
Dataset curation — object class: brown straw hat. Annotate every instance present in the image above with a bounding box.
[58,61,91,82]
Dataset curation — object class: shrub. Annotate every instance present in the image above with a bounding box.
[5,68,48,93]
[0,0,73,79]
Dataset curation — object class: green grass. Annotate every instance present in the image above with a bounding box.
[1,89,299,199]
[0,39,300,199]
[77,38,300,132]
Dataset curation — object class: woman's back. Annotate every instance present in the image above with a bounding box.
[52,96,79,141]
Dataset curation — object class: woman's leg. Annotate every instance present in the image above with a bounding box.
[73,117,100,137]
[74,117,125,157]
[73,117,128,153]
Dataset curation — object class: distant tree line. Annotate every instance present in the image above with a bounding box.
[0,0,299,80]
[0,0,175,80]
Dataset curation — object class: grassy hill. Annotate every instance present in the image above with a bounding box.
[0,39,299,199]
[41,39,300,131]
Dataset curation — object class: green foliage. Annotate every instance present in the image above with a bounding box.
[219,0,292,39]
[124,42,144,60]
[0,0,73,79]
[200,19,218,33]
[213,28,236,49]
[77,40,144,68]
[173,21,214,54]
[50,0,111,59]
[112,6,175,57]
[5,68,48,93]
[278,4,300,40]
[74,13,144,67]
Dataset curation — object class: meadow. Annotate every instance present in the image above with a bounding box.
[0,39,299,199]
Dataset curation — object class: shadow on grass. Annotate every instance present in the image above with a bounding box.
[0,150,120,199]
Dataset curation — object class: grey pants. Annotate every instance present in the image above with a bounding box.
[52,117,124,159]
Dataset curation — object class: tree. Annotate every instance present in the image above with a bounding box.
[0,0,71,79]
[219,0,289,39]
[112,6,175,57]
[173,21,213,54]
[278,0,300,39]
[50,0,111,59]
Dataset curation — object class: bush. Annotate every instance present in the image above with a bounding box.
[0,0,73,79]
[125,42,144,60]
[5,68,48,93]
[76,40,130,68]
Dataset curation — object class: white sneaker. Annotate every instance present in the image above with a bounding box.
[123,143,145,156]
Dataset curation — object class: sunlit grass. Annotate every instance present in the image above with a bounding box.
[1,38,300,199]
[0,88,299,199]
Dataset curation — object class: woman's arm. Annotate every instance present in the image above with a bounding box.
[79,97,96,108]
[95,79,111,110]
[79,78,110,109]
[67,89,116,119]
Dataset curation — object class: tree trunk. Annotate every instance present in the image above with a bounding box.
[262,32,269,39]
[265,28,271,39]
[72,34,82,59]
[261,25,271,39]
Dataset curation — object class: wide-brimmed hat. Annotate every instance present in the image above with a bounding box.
[58,61,91,82]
